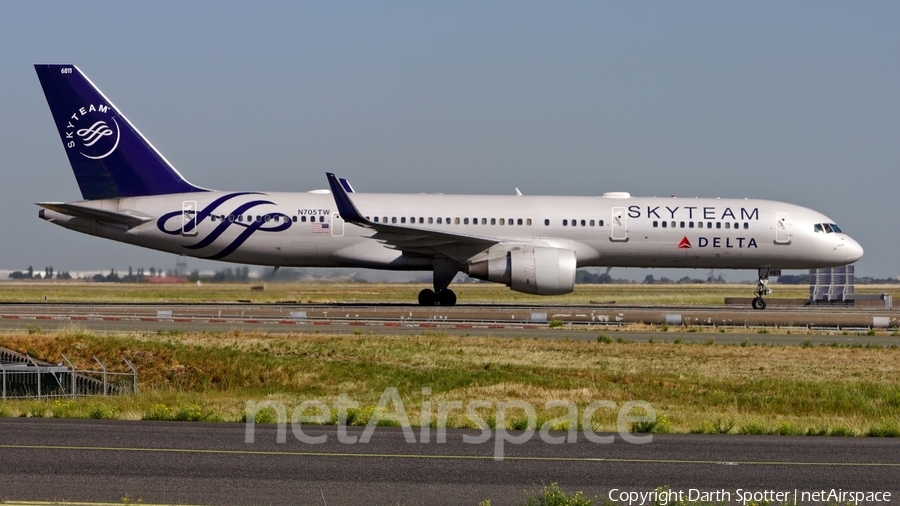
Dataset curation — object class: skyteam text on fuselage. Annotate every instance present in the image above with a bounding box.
[34,65,863,309]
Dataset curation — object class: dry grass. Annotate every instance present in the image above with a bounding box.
[1,328,898,435]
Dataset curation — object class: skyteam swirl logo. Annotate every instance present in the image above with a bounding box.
[78,121,114,146]
[64,103,120,160]
[157,192,292,260]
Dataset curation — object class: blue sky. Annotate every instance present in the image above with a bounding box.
[1,2,897,279]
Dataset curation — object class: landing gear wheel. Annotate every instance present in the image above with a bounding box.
[753,268,772,310]
[437,289,457,307]
[418,289,436,306]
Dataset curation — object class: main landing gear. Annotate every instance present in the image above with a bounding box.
[418,288,456,306]
[752,268,772,310]
[418,258,458,306]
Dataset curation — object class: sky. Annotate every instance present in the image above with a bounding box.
[0,1,897,281]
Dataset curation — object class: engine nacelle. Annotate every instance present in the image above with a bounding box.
[468,246,576,295]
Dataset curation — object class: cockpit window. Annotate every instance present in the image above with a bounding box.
[813,224,824,233]
[823,223,834,233]
[830,223,842,233]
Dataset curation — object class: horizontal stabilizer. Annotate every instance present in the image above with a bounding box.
[37,202,152,228]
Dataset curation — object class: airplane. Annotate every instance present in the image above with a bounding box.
[34,64,863,309]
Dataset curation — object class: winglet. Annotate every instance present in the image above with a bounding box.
[326,173,368,224]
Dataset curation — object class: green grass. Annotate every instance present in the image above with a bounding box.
[1,328,898,436]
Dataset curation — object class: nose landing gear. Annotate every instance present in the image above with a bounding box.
[752,268,773,310]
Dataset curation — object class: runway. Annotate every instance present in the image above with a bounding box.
[1,418,898,505]
[3,302,898,326]
[1,303,899,346]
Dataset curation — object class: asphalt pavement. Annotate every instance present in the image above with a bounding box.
[1,418,898,505]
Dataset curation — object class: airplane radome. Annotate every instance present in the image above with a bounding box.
[34,65,863,309]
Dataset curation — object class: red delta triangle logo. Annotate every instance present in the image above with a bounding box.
[678,237,692,249]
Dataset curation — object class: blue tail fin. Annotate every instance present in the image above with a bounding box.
[35,64,207,200]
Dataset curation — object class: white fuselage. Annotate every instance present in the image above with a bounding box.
[39,190,863,272]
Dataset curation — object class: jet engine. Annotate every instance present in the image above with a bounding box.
[467,246,576,295]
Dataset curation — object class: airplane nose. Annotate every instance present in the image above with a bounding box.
[846,238,864,263]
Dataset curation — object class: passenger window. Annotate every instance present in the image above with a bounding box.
[428,217,433,224]
[689,222,694,228]
[572,219,577,226]
[662,221,667,228]
[292,216,297,223]
[455,218,460,225]
[464,218,469,224]
[707,222,712,228]
[716,222,721,229]
[653,221,658,227]
[589,220,595,226]
[210,215,217,222]
[509,219,514,226]
[518,219,523,225]
[481,218,487,225]
[446,217,451,224]
[579,219,585,226]
[319,216,325,222]
[697,221,702,228]
[383,217,388,223]
[599,220,604,227]
[437,218,442,224]
[671,221,676,228]
[680,221,685,228]
[725,222,730,229]
[491,218,496,225]
[526,219,532,225]
[562,219,567,226]
[401,217,406,224]
[498,218,504,225]
[373,217,379,223]
[743,223,748,229]
[392,217,397,224]
[544,219,550,226]
[299,216,305,223]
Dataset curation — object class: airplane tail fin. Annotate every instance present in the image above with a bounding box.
[34,64,207,200]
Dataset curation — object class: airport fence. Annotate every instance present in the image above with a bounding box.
[0,347,136,400]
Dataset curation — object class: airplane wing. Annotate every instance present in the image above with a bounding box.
[325,173,499,261]
[36,202,153,229]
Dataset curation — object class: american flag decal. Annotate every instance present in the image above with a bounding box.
[312,223,330,233]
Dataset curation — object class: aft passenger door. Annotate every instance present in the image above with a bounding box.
[181,201,197,237]
[611,207,627,241]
